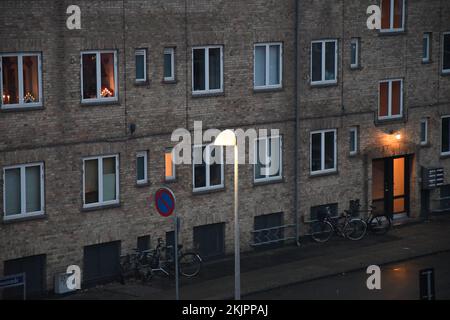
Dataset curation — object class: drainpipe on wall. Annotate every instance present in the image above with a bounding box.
[294,0,301,247]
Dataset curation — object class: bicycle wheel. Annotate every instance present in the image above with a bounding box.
[310,221,333,243]
[345,219,367,240]
[368,215,391,235]
[179,253,202,277]
[119,255,132,284]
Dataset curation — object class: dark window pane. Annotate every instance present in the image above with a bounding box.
[209,147,222,186]
[423,36,429,60]
[193,49,205,91]
[85,159,99,204]
[194,163,206,188]
[100,53,115,98]
[268,137,281,177]
[164,53,172,78]
[311,133,322,171]
[393,0,403,29]
[82,54,97,99]
[444,34,450,71]
[325,41,336,81]
[135,54,145,80]
[5,168,21,216]
[255,46,266,87]
[420,121,427,143]
[137,156,145,181]
[311,43,322,82]
[208,48,221,90]
[268,45,280,85]
[22,56,39,103]
[2,56,19,104]
[255,139,267,179]
[350,130,356,152]
[443,118,450,153]
[324,131,335,169]
[351,42,357,65]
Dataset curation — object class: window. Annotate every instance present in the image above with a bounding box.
[420,119,428,145]
[310,129,337,174]
[423,33,431,63]
[311,40,337,85]
[136,151,148,185]
[192,46,223,94]
[1,53,42,109]
[3,163,44,220]
[442,116,450,156]
[165,149,176,181]
[310,203,338,222]
[379,79,403,119]
[164,48,175,81]
[83,155,119,208]
[254,136,282,182]
[349,127,358,155]
[81,50,118,103]
[135,49,147,83]
[350,38,359,69]
[254,43,282,89]
[443,33,450,74]
[192,145,223,191]
[381,0,405,32]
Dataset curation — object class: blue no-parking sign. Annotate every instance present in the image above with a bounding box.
[154,188,175,217]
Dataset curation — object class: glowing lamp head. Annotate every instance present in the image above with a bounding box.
[395,133,402,141]
[214,129,237,146]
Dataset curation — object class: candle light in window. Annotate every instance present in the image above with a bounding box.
[101,87,113,97]
[2,94,11,103]
[24,92,36,103]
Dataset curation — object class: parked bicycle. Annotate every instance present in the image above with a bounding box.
[119,238,202,284]
[310,206,367,243]
[349,199,392,235]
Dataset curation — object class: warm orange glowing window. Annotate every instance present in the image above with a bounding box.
[381,0,404,31]
[379,79,402,119]
[165,151,175,181]
[81,51,117,102]
[379,82,389,117]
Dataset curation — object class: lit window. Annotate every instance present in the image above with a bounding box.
[164,48,175,82]
[423,33,431,63]
[254,136,282,182]
[310,129,337,174]
[442,116,450,156]
[350,38,359,69]
[381,0,405,32]
[420,119,428,146]
[349,127,358,155]
[443,33,450,74]
[3,162,44,221]
[135,49,147,82]
[83,155,119,208]
[192,46,223,94]
[254,43,282,89]
[165,149,176,181]
[192,145,223,191]
[379,79,403,119]
[81,50,118,103]
[1,53,42,109]
[311,40,337,85]
[136,151,148,185]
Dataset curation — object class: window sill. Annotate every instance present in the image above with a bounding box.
[191,92,225,98]
[422,60,432,65]
[378,30,407,36]
[310,82,338,88]
[162,79,177,84]
[3,214,47,224]
[136,181,150,188]
[164,178,177,184]
[441,153,450,160]
[134,80,150,87]
[441,71,450,77]
[350,65,362,71]
[375,116,406,126]
[420,142,430,148]
[81,203,121,212]
[1,105,44,112]
[80,100,120,107]
[309,170,338,178]
[253,177,284,187]
[349,152,359,158]
[192,186,225,195]
[253,86,283,93]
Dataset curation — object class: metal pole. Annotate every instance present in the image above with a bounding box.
[234,145,240,300]
[174,214,179,300]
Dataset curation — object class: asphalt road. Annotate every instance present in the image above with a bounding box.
[245,251,450,300]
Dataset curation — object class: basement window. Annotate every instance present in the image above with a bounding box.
[81,50,118,103]
[1,53,42,109]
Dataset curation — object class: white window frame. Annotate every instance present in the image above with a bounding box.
[350,38,359,69]
[82,154,120,209]
[310,129,337,175]
[164,48,175,82]
[420,118,428,146]
[192,145,224,192]
[80,50,118,103]
[0,52,43,109]
[349,127,358,155]
[253,43,283,90]
[135,49,147,83]
[191,46,223,95]
[423,33,431,63]
[443,32,450,74]
[3,162,45,221]
[136,151,148,185]
[310,39,338,85]
[378,79,403,120]
[380,0,405,33]
[165,149,176,182]
[253,136,283,183]
[442,116,450,156]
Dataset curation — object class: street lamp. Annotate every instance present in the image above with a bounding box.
[213,129,240,300]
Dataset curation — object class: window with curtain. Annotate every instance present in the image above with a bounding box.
[381,0,405,32]
[254,43,282,89]
[379,79,403,119]
[3,163,44,220]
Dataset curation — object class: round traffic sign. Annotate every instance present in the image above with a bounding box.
[154,188,175,217]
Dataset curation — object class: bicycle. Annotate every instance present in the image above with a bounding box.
[349,199,392,235]
[119,238,202,284]
[310,206,367,243]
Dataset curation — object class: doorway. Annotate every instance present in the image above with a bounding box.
[372,155,411,219]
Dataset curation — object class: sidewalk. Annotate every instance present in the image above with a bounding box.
[62,215,450,300]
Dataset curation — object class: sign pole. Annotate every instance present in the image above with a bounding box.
[174,213,179,300]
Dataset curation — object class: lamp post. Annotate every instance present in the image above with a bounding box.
[213,129,240,300]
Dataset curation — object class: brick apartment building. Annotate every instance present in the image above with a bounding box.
[0,0,449,298]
